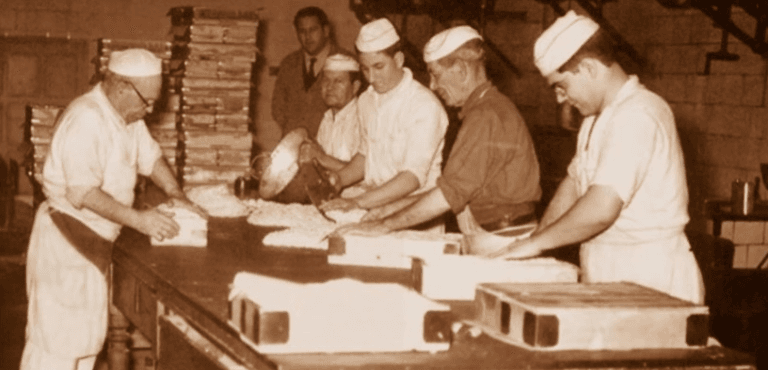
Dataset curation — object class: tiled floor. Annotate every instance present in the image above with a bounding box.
[0,201,766,370]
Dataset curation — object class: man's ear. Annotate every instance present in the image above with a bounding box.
[454,61,469,83]
[394,51,405,69]
[579,58,602,79]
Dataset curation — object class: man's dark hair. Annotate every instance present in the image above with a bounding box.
[293,7,330,29]
[557,28,617,73]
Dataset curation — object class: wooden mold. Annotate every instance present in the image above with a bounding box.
[472,282,710,351]
[412,255,579,301]
[228,272,452,354]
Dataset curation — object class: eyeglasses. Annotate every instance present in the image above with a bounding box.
[127,81,152,108]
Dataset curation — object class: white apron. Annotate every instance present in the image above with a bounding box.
[573,143,704,304]
[21,202,109,370]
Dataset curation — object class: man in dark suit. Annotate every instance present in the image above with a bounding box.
[271,6,349,139]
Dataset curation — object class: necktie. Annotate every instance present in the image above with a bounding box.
[304,57,317,90]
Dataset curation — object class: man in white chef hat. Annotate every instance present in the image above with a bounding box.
[334,25,542,241]
[492,11,704,304]
[21,49,204,370]
[299,54,364,171]
[320,18,448,232]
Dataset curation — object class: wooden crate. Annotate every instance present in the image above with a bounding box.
[473,282,710,351]
[183,130,251,150]
[228,272,452,354]
[412,255,579,301]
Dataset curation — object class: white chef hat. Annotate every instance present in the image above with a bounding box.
[534,10,600,77]
[356,18,400,53]
[108,48,162,77]
[324,54,359,72]
[423,26,483,63]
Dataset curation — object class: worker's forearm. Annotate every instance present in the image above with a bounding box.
[81,188,142,231]
[538,176,578,229]
[149,158,185,200]
[337,154,365,187]
[530,185,622,251]
[381,188,450,231]
[315,153,348,173]
[355,171,419,209]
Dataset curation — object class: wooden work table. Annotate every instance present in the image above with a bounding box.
[111,216,756,370]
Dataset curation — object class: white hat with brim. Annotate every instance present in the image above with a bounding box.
[423,26,482,63]
[534,10,599,77]
[324,54,359,72]
[356,18,400,53]
[108,48,162,77]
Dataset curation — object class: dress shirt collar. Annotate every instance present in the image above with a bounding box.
[305,43,331,76]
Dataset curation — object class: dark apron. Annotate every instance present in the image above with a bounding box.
[49,209,113,276]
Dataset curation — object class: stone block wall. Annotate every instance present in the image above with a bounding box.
[719,220,768,268]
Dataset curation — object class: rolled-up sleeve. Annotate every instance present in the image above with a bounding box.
[61,111,106,208]
[134,120,162,176]
[591,108,657,204]
[401,100,448,186]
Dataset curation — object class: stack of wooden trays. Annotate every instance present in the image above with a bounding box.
[96,38,180,175]
[95,38,172,77]
[167,6,259,188]
[25,105,63,183]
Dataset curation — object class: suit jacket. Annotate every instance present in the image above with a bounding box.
[271,43,351,139]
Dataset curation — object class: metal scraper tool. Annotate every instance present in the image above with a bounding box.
[300,159,338,223]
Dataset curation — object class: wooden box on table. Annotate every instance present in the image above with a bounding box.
[473,282,710,351]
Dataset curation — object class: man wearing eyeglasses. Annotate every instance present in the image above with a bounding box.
[21,49,204,370]
[491,12,703,304]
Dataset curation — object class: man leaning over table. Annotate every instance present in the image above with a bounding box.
[490,11,704,304]
[320,18,449,233]
[332,25,541,242]
[21,49,205,370]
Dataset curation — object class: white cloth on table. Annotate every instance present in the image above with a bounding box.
[316,98,363,162]
[568,75,704,304]
[356,68,448,193]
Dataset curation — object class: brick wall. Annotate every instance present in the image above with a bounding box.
[720,220,768,268]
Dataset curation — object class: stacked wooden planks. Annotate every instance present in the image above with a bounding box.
[167,7,259,189]
[25,105,63,183]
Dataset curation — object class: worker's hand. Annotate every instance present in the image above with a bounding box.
[485,238,543,260]
[299,141,323,164]
[332,220,390,238]
[325,171,343,192]
[167,196,209,220]
[136,208,180,241]
[320,197,359,212]
[361,206,387,222]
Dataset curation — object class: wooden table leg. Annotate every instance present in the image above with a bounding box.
[108,304,131,370]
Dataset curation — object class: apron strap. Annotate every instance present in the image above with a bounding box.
[49,209,113,276]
